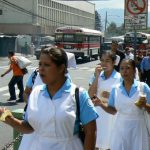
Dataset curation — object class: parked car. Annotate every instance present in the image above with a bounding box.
[34,44,53,59]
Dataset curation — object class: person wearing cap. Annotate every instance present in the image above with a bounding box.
[125,47,134,60]
[111,40,125,72]
[141,50,150,87]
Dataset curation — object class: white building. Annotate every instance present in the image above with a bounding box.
[0,0,95,35]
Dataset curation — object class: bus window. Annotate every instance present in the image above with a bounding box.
[89,36,100,43]
[83,36,88,42]
[63,34,74,42]
[55,34,63,42]
[76,35,83,43]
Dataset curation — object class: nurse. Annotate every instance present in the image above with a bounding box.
[88,51,121,150]
[0,47,98,150]
[23,51,76,102]
[92,59,150,150]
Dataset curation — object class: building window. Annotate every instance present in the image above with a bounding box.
[0,10,2,15]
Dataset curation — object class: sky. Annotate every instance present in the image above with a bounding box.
[91,0,150,11]
[93,0,124,10]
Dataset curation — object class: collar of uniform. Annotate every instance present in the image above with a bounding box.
[100,69,119,80]
[40,78,72,99]
[119,79,138,97]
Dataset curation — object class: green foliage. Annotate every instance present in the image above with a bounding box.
[95,11,102,31]
[106,22,125,37]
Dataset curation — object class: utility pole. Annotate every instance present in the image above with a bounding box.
[104,11,107,36]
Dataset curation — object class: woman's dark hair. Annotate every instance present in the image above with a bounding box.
[100,50,116,62]
[8,51,15,56]
[121,59,136,70]
[40,47,68,73]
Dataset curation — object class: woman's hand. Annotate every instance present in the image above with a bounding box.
[94,64,103,77]
[0,107,5,116]
[101,91,110,99]
[92,96,103,106]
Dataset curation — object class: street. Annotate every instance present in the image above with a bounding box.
[0,56,99,149]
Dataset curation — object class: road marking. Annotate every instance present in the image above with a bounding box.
[0,66,9,69]
[3,89,19,96]
[0,86,8,92]
[0,85,17,93]
[27,66,37,70]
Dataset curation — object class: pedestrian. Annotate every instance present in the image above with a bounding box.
[135,50,144,80]
[141,50,150,87]
[111,40,125,72]
[23,51,76,102]
[0,47,98,150]
[88,51,121,150]
[92,59,150,150]
[1,51,24,102]
[24,42,29,56]
[29,43,35,57]
[125,47,134,60]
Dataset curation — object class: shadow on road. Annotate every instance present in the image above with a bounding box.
[0,101,18,106]
[76,58,96,64]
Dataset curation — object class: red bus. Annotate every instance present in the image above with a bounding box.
[55,26,104,61]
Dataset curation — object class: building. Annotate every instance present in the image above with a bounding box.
[0,0,95,36]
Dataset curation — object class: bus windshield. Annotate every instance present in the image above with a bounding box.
[63,34,74,42]
[124,37,147,44]
[124,32,147,45]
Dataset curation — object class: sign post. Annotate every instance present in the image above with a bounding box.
[124,0,148,60]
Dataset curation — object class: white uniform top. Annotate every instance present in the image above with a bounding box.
[115,55,120,66]
[108,80,150,150]
[95,70,121,149]
[32,74,43,89]
[20,79,98,150]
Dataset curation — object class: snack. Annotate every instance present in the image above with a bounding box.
[135,94,146,107]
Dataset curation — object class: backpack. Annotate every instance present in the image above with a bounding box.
[32,68,39,85]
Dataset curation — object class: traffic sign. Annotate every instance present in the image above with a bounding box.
[124,0,148,30]
[127,0,146,15]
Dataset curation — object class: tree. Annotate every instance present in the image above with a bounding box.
[95,11,102,31]
[107,22,117,36]
[106,22,125,37]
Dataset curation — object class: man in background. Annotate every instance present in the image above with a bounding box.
[1,51,24,102]
[111,40,125,71]
[141,50,150,87]
[125,47,134,60]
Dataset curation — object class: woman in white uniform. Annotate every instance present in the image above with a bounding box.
[0,47,98,150]
[88,51,121,150]
[92,59,150,150]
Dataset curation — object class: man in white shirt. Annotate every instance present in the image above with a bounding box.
[125,47,134,60]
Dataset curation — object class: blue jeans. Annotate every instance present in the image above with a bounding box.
[8,76,24,100]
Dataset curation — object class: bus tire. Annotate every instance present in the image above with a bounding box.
[86,50,92,62]
[94,55,98,60]
[94,49,100,60]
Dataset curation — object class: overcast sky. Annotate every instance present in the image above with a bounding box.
[93,0,124,9]
[91,0,149,11]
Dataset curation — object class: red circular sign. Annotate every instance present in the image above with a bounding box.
[127,0,146,15]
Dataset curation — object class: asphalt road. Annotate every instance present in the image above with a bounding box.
[0,55,99,149]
